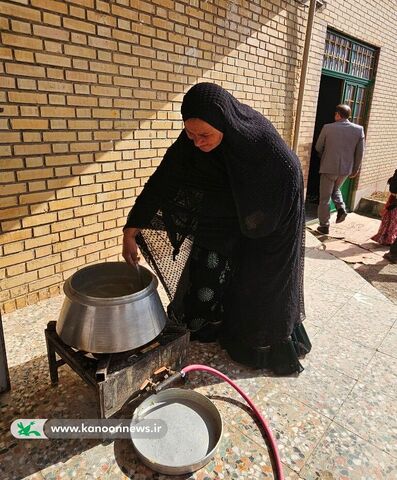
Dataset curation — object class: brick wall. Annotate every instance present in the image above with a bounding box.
[0,0,308,313]
[298,0,397,205]
[1,0,396,313]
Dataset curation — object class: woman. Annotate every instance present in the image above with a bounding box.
[122,83,311,375]
[371,169,397,247]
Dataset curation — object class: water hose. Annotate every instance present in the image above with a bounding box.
[181,364,284,480]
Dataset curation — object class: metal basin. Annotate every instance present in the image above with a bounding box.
[56,262,167,353]
[132,388,223,475]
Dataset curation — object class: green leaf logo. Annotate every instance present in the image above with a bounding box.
[17,421,41,437]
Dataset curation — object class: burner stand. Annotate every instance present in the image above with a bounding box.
[45,321,189,418]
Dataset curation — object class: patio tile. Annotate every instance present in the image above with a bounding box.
[194,386,330,474]
[0,355,99,474]
[305,232,323,249]
[0,438,97,480]
[40,442,116,480]
[111,422,282,479]
[303,330,375,379]
[378,325,397,358]
[2,302,57,368]
[193,355,355,422]
[4,296,65,329]
[353,262,397,306]
[356,351,397,399]
[23,474,45,480]
[348,292,396,326]
[358,281,392,302]
[335,381,397,457]
[330,258,363,274]
[304,247,341,264]
[0,445,29,479]
[184,342,265,392]
[304,261,332,281]
[1,316,25,337]
[272,362,355,419]
[304,254,338,281]
[322,294,394,350]
[185,364,277,419]
[0,227,395,480]
[304,279,353,325]
[186,341,240,372]
[250,390,331,473]
[191,374,275,412]
[31,428,303,480]
[2,325,47,368]
[300,422,397,480]
[318,264,369,292]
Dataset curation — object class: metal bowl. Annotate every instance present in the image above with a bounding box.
[131,388,223,475]
[56,262,167,353]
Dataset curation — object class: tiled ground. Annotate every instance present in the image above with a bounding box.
[1,229,396,479]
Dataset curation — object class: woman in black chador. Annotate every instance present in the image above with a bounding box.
[123,82,311,375]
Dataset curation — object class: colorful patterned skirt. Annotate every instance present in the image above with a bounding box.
[371,195,397,246]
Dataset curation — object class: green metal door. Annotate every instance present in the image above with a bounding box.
[322,30,376,212]
[330,82,369,210]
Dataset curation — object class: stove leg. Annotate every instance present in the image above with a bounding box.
[45,330,59,385]
[97,384,106,419]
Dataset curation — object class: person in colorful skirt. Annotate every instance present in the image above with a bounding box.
[372,169,397,263]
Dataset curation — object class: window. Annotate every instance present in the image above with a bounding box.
[343,83,367,125]
[323,31,376,81]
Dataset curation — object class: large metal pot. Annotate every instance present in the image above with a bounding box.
[56,262,167,353]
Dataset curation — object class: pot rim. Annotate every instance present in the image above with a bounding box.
[63,263,158,307]
[131,388,223,475]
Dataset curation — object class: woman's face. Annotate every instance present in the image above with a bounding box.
[184,118,224,152]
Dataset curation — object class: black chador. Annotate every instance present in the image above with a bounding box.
[125,83,311,375]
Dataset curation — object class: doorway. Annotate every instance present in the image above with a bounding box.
[305,75,343,219]
[305,29,377,222]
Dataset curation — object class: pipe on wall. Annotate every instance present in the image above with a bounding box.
[292,0,317,153]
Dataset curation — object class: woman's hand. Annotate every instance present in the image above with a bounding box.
[122,227,141,265]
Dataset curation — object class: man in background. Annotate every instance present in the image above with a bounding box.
[315,104,365,234]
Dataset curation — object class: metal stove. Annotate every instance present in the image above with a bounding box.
[45,320,189,418]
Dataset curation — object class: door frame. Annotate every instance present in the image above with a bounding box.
[316,29,377,211]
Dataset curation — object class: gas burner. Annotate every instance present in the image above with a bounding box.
[45,321,189,418]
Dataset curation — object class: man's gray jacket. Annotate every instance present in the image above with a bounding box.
[315,119,365,176]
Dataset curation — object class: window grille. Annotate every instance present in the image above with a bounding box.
[323,31,376,80]
[343,84,367,125]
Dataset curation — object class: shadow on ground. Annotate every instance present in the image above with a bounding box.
[0,355,100,479]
